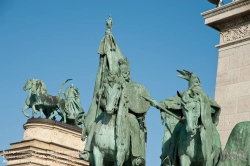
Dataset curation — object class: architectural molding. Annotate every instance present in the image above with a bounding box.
[201,0,250,19]
[220,23,250,44]
[216,35,250,49]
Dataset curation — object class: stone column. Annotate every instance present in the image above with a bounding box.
[201,0,250,148]
[0,118,88,166]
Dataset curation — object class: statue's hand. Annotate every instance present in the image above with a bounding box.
[150,99,158,107]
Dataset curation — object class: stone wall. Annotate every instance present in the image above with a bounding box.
[202,0,250,147]
[216,40,250,147]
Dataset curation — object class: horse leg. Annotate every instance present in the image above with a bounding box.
[49,110,58,120]
[31,109,35,118]
[116,151,126,166]
[63,112,67,123]
[93,146,104,166]
[39,107,43,118]
[32,104,38,114]
[217,0,222,7]
[22,105,30,118]
[179,154,191,166]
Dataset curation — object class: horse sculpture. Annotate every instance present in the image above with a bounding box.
[177,88,221,166]
[22,79,58,119]
[91,81,130,166]
[89,77,150,166]
[22,79,84,125]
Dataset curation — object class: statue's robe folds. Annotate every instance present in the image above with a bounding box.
[158,95,183,164]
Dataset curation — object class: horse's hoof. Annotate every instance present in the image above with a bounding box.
[79,151,90,162]
[133,157,145,166]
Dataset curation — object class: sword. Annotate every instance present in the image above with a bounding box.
[142,96,182,121]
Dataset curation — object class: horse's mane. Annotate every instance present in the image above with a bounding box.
[34,79,47,94]
[181,88,209,105]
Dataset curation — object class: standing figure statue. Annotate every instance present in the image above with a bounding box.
[64,84,83,117]
[149,70,221,166]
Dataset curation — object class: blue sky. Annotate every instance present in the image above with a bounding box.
[0,0,232,165]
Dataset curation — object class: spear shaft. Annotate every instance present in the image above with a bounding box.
[142,96,182,122]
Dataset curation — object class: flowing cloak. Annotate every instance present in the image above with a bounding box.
[84,33,124,134]
[158,95,183,163]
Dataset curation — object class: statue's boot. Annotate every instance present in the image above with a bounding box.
[79,122,96,162]
[162,156,172,166]
[127,114,145,166]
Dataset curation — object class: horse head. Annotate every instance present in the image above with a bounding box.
[180,88,201,135]
[23,79,35,91]
[103,71,122,114]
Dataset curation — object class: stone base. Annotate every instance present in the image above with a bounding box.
[0,118,88,166]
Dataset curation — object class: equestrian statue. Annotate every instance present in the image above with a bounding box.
[79,15,150,166]
[148,70,222,166]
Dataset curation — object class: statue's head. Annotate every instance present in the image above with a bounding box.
[103,71,122,114]
[105,14,113,34]
[118,57,131,83]
[177,70,201,88]
[178,89,201,135]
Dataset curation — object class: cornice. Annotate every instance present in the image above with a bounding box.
[201,0,250,19]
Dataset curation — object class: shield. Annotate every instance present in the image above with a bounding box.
[124,82,150,114]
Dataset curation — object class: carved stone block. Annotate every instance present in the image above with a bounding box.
[240,66,250,81]
[237,96,250,113]
[217,115,225,131]
[219,100,237,115]
[224,113,249,130]
[215,86,227,101]
[218,57,229,73]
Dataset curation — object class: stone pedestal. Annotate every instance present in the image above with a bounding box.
[0,118,89,166]
[202,0,250,148]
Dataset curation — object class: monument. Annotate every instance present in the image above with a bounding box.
[148,70,222,166]
[3,2,250,164]
[0,79,87,166]
[79,15,150,166]
[201,0,250,148]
